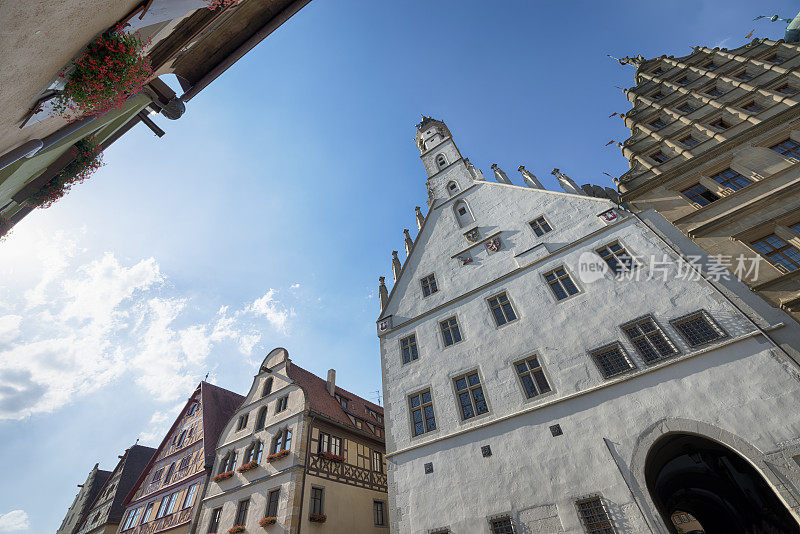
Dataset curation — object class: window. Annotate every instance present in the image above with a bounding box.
[165,492,179,516]
[164,462,175,484]
[446,180,459,196]
[765,52,785,64]
[186,403,198,416]
[651,91,664,100]
[409,390,436,436]
[176,430,187,448]
[677,102,695,113]
[710,168,752,191]
[236,413,249,431]
[777,84,799,95]
[650,150,669,163]
[652,66,664,75]
[576,496,615,534]
[710,118,730,130]
[141,502,153,524]
[676,75,690,85]
[706,86,724,97]
[487,292,517,326]
[453,371,488,420]
[155,495,170,519]
[489,516,515,534]
[735,70,754,80]
[420,274,438,297]
[771,139,800,159]
[671,311,727,346]
[262,377,273,397]
[372,450,383,473]
[597,242,634,275]
[374,501,387,527]
[220,451,237,473]
[453,200,474,227]
[742,101,764,113]
[208,508,222,533]
[622,316,678,363]
[703,60,717,70]
[255,406,268,430]
[319,432,341,455]
[791,220,800,235]
[400,334,418,364]
[529,216,552,236]
[439,316,462,346]
[266,489,280,518]
[235,499,249,526]
[335,393,348,408]
[178,455,190,470]
[183,484,198,509]
[122,507,142,530]
[649,118,666,129]
[681,184,719,207]
[272,428,293,453]
[151,468,163,483]
[590,343,635,379]
[245,441,264,463]
[544,267,579,301]
[752,235,800,272]
[310,487,324,515]
[436,153,447,169]
[680,135,699,147]
[275,395,289,413]
[515,357,551,399]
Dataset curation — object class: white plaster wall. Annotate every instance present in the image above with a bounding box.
[199,476,296,534]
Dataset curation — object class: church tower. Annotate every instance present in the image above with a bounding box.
[415,116,477,203]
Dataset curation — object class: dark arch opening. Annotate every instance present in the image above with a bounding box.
[645,433,799,534]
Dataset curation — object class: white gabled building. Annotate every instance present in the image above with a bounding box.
[376,117,800,534]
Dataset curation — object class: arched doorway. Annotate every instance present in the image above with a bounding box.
[645,433,799,534]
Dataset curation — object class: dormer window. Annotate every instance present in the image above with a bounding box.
[436,153,448,169]
[765,53,785,64]
[447,181,460,196]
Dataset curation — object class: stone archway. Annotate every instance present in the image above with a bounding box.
[644,433,799,534]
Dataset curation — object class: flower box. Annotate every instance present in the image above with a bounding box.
[229,526,246,534]
[259,517,277,527]
[0,216,9,240]
[267,449,290,463]
[30,136,104,209]
[237,460,259,473]
[309,513,326,523]
[212,471,234,482]
[204,0,241,9]
[319,451,345,462]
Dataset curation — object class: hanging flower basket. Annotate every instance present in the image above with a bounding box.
[212,470,234,482]
[319,451,345,462]
[29,136,104,209]
[228,526,246,534]
[267,449,289,463]
[203,0,241,10]
[53,26,152,121]
[259,517,277,527]
[237,460,258,473]
[309,513,326,523]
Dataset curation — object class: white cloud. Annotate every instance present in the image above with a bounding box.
[139,403,184,444]
[247,289,293,333]
[0,316,22,345]
[0,510,29,531]
[290,283,300,289]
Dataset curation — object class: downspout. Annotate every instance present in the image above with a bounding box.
[295,412,315,534]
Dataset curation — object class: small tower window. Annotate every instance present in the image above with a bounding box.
[436,153,448,169]
[454,200,474,227]
[447,181,460,196]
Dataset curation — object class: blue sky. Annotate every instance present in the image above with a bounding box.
[0,0,795,531]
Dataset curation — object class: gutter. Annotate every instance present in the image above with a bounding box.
[295,412,315,534]
[0,115,98,172]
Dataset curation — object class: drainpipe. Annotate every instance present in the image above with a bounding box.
[295,412,315,534]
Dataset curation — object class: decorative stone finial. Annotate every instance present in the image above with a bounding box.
[378,277,388,311]
[392,251,402,282]
[517,165,544,189]
[490,164,512,185]
[403,229,413,256]
[414,206,425,230]
[551,168,587,196]
[464,158,484,181]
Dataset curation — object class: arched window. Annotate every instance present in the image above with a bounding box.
[446,181,460,196]
[436,153,448,169]
[219,450,237,473]
[262,377,273,397]
[453,200,475,227]
[244,440,264,464]
[271,428,293,454]
[255,406,268,431]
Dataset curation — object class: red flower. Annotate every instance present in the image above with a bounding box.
[29,136,104,209]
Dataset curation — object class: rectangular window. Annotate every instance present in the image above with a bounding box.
[141,502,154,524]
[488,292,517,326]
[622,316,678,363]
[439,317,462,346]
[178,455,190,470]
[164,462,175,484]
[165,492,179,516]
[676,75,690,85]
[651,91,664,100]
[765,53,785,64]
[151,468,163,483]
[681,184,719,207]
[208,508,222,533]
[374,501,386,526]
[771,139,800,159]
[489,516,515,534]
[597,242,634,274]
[372,450,383,473]
[330,436,342,456]
[318,432,329,454]
[453,371,488,420]
[235,499,249,526]
[515,357,551,399]
[544,267,579,301]
[791,221,800,235]
[752,234,800,272]
[710,168,752,191]
[529,216,552,236]
[409,390,436,436]
[276,395,289,413]
[777,84,799,95]
[590,343,636,379]
[420,274,438,297]
[671,311,726,346]
[735,70,754,80]
[649,118,666,129]
[182,484,198,509]
[710,118,730,130]
[237,413,249,431]
[266,489,280,518]
[681,135,699,147]
[310,487,324,515]
[677,103,695,113]
[156,496,169,519]
[576,496,616,534]
[122,507,142,530]
[272,428,292,453]
[742,101,764,113]
[400,334,419,364]
[706,87,724,97]
[703,60,717,70]
[650,150,669,163]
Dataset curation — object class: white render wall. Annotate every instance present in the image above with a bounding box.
[378,127,800,533]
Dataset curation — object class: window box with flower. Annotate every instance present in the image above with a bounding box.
[29,136,104,209]
[318,451,345,462]
[309,513,326,523]
[259,517,277,527]
[228,526,246,534]
[212,471,234,482]
[267,449,290,462]
[237,460,259,473]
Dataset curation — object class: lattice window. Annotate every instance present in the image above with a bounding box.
[590,343,635,379]
[401,334,418,364]
[710,168,752,191]
[488,292,517,326]
[453,371,488,420]
[597,242,634,274]
[681,183,719,207]
[439,316,462,346]
[529,216,552,237]
[489,516,515,534]
[622,316,678,363]
[420,274,438,297]
[515,357,551,398]
[544,267,579,300]
[576,495,615,534]
[671,311,726,346]
[409,390,436,436]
